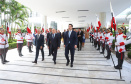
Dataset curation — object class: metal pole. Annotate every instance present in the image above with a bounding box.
[111,13,122,79]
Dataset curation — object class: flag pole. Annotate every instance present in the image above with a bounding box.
[111,12,122,79]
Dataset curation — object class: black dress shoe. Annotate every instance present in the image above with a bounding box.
[48,55,51,56]
[114,66,122,69]
[1,61,5,64]
[29,51,33,53]
[32,61,37,64]
[54,61,56,64]
[42,58,44,61]
[100,52,104,54]
[107,58,110,60]
[66,62,69,66]
[4,60,9,62]
[70,64,73,67]
[105,56,108,58]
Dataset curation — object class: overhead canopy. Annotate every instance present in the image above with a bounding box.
[15,0,131,27]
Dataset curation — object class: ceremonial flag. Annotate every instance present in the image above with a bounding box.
[35,28,37,33]
[96,15,101,30]
[27,26,31,33]
[110,2,116,30]
[91,23,93,29]
[7,24,11,34]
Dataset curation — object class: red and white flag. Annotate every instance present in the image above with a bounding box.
[42,28,44,32]
[110,2,116,31]
[91,23,93,29]
[35,28,37,34]
[7,24,11,35]
[96,15,101,30]
[27,26,31,33]
[42,25,44,32]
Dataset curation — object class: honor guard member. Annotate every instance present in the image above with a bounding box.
[0,26,9,64]
[105,27,114,59]
[15,29,24,56]
[115,26,127,69]
[97,29,102,50]
[25,32,33,53]
[94,29,97,48]
[100,27,106,54]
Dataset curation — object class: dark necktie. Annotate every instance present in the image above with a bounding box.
[53,34,54,39]
[37,35,39,39]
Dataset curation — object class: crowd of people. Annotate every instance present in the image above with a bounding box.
[89,26,131,69]
[0,24,87,67]
[1,24,130,69]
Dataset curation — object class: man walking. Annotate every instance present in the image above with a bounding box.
[64,24,78,67]
[77,28,83,51]
[32,29,44,64]
[48,29,60,64]
[47,28,52,56]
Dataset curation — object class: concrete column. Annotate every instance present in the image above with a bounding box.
[129,19,131,32]
[31,23,34,34]
[44,16,48,32]
[99,12,106,27]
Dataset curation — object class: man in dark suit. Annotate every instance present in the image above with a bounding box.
[47,28,52,56]
[32,29,44,64]
[77,28,83,51]
[48,29,60,64]
[62,29,66,41]
[57,30,61,46]
[90,31,93,43]
[64,24,78,67]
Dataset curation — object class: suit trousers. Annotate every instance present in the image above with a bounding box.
[65,44,75,64]
[51,46,57,61]
[78,39,82,50]
[35,47,44,62]
[49,44,52,55]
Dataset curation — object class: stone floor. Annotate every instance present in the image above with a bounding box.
[0,39,131,84]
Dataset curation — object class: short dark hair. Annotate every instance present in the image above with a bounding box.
[69,24,73,27]
[79,28,81,30]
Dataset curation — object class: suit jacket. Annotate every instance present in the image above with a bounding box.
[64,31,78,47]
[77,31,83,41]
[62,32,66,39]
[35,34,44,48]
[47,32,52,45]
[48,33,60,48]
[57,32,61,39]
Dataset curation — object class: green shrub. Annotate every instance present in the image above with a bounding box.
[23,39,27,46]
[8,39,27,49]
[9,42,17,49]
[8,39,13,43]
[126,44,131,51]
[12,39,17,42]
[128,52,131,59]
